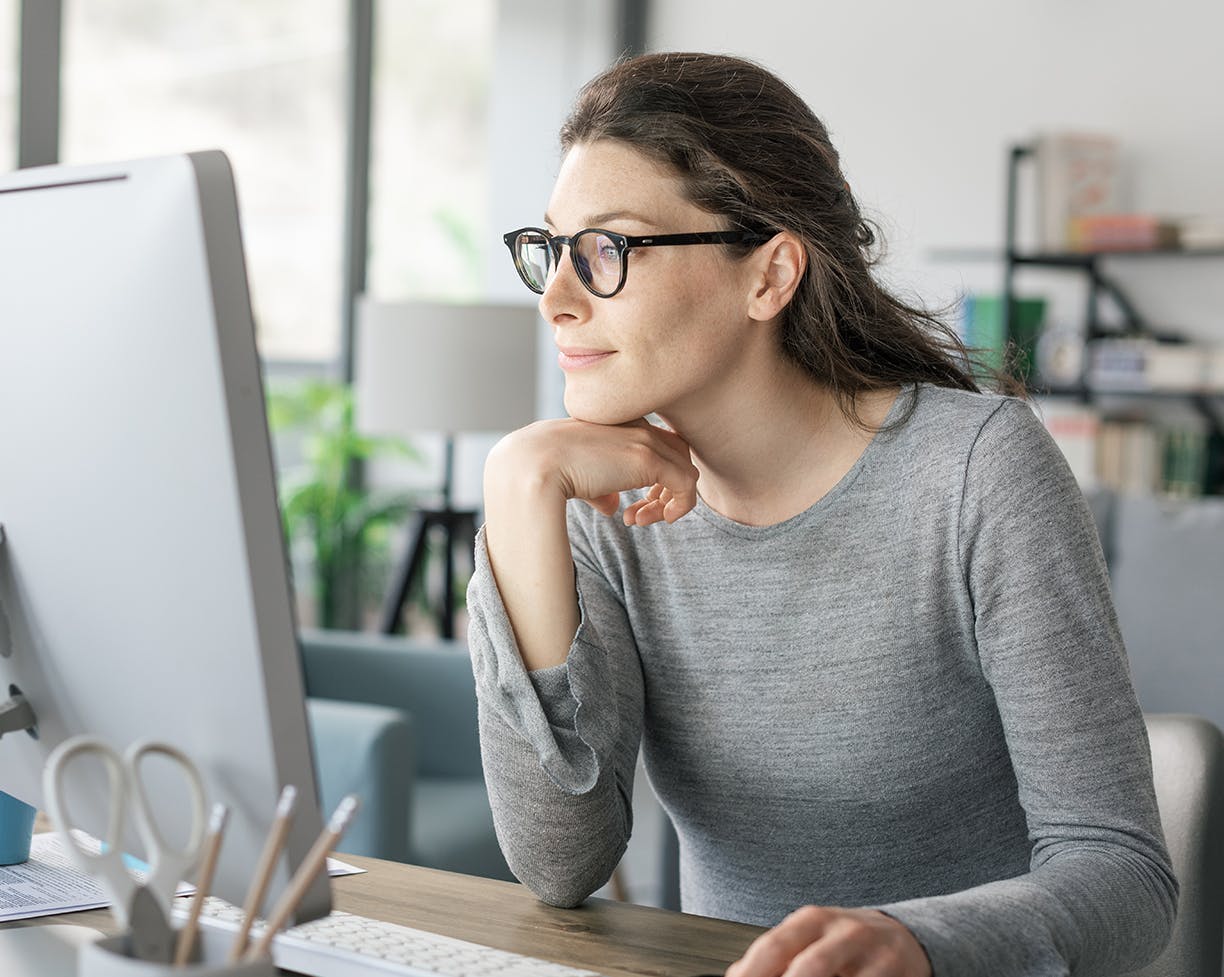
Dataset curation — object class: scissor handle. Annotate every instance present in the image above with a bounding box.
[124,738,208,908]
[42,734,138,927]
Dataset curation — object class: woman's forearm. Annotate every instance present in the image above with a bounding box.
[482,437,581,672]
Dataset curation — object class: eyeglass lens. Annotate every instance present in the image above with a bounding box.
[514,232,552,292]
[514,230,622,297]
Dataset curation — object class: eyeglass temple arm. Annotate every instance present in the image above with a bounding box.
[621,230,769,248]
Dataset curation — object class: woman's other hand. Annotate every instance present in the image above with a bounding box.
[726,907,931,977]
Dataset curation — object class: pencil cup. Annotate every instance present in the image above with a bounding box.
[79,934,277,977]
[0,790,36,865]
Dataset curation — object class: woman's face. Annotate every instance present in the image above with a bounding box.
[540,139,765,426]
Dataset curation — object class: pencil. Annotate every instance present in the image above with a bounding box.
[226,785,298,962]
[244,794,360,963]
[174,803,230,966]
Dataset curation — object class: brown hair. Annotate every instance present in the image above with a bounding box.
[559,52,1022,427]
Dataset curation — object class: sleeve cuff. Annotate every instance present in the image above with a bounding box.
[466,526,620,794]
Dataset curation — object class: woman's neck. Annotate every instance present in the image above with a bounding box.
[661,364,899,527]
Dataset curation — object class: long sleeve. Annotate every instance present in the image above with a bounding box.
[465,522,645,907]
[877,400,1178,977]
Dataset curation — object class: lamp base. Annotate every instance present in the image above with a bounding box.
[379,507,478,639]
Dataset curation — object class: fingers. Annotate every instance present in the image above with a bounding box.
[729,907,833,977]
[726,907,930,977]
[624,484,665,525]
[662,485,694,523]
[783,919,873,977]
[632,429,701,524]
[633,428,700,508]
[624,484,695,527]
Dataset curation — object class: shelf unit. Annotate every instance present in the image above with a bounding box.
[1000,142,1224,438]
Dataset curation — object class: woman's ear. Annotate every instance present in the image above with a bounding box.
[747,231,806,322]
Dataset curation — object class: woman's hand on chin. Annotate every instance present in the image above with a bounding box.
[487,417,700,526]
[726,906,932,977]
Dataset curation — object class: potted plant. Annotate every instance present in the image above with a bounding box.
[267,378,420,631]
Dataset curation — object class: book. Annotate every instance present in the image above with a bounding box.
[1163,428,1209,498]
[1206,349,1224,393]
[1041,400,1217,497]
[1145,344,1210,391]
[1177,216,1224,250]
[1087,340,1148,391]
[958,293,1047,379]
[1038,400,1099,488]
[1088,339,1214,392]
[1034,132,1122,252]
[1099,419,1161,495]
[1066,213,1179,252]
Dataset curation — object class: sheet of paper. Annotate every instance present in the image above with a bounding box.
[0,832,118,922]
[325,856,365,877]
[0,833,364,923]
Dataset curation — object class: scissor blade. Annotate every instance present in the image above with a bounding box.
[127,886,176,963]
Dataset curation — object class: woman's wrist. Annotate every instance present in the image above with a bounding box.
[482,426,582,671]
[484,424,569,505]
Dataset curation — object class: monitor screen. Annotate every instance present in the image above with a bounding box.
[0,151,330,920]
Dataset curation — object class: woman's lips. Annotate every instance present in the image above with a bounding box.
[557,348,614,370]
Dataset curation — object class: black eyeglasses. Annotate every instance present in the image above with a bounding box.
[502,226,773,299]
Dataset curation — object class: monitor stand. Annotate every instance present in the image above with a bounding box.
[0,923,102,976]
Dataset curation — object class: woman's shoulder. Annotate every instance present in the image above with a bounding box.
[901,383,1040,451]
[902,384,1076,504]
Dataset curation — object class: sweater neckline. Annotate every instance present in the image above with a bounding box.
[691,385,915,540]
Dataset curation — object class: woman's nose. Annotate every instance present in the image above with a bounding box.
[538,247,590,322]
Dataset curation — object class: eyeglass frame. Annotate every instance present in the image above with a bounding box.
[501,226,775,299]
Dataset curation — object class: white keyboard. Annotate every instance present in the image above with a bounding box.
[182,897,604,977]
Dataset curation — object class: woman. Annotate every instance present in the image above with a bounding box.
[466,52,1175,977]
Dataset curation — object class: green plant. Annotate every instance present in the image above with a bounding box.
[267,379,420,630]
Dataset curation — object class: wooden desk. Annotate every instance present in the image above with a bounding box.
[1,851,764,977]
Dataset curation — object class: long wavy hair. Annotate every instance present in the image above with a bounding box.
[559,52,1021,427]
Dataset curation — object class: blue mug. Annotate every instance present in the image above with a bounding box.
[0,790,36,865]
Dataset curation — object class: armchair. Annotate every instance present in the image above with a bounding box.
[299,628,513,882]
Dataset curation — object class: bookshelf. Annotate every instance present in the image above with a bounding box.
[943,143,1224,497]
[1001,144,1224,404]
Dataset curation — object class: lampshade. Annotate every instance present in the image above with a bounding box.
[354,299,540,436]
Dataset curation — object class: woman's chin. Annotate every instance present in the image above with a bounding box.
[568,407,644,426]
[564,392,647,427]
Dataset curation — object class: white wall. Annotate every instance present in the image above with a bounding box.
[648,0,1224,341]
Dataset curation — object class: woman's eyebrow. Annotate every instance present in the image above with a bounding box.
[542,210,657,230]
[584,210,656,227]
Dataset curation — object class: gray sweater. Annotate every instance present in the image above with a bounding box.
[466,384,1177,977]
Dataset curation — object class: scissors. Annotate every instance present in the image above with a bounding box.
[43,735,207,961]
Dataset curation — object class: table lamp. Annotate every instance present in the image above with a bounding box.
[353,299,540,637]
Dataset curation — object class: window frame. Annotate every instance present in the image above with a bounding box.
[15,0,641,377]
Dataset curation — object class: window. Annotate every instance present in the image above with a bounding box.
[61,1,346,362]
[367,0,495,301]
[0,0,16,171]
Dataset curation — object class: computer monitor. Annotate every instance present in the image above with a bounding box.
[0,151,330,921]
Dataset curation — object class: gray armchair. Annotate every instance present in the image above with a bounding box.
[1125,714,1224,977]
[299,628,514,882]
